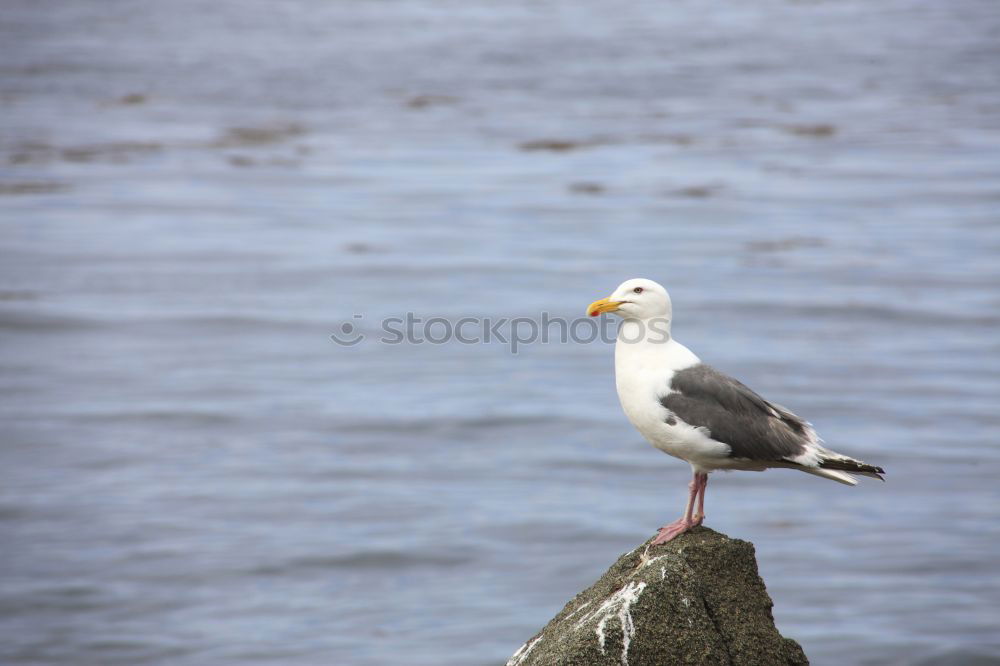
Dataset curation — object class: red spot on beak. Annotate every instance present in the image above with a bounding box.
[589,310,598,317]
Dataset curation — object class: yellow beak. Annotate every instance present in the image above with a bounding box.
[587,297,624,317]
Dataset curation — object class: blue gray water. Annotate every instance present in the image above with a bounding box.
[2,1,1000,664]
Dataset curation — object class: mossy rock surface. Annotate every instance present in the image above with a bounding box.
[506,527,808,666]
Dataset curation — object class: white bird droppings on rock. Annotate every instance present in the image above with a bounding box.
[574,580,647,666]
[563,599,592,622]
[505,635,542,666]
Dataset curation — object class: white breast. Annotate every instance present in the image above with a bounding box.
[613,324,730,464]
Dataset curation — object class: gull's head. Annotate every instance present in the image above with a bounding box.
[587,278,672,320]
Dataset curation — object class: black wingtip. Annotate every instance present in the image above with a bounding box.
[819,458,885,477]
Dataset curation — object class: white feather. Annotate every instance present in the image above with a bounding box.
[798,467,858,486]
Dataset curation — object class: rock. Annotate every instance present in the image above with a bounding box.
[506,527,808,666]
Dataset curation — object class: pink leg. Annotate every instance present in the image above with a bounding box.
[652,471,705,545]
[692,473,708,526]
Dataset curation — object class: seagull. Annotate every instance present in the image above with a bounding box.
[587,278,884,544]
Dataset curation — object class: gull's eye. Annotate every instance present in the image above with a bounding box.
[633,287,643,294]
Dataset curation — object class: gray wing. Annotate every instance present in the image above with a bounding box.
[660,364,810,461]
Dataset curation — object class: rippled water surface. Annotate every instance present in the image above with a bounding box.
[2,1,1000,664]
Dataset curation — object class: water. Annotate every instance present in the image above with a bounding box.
[2,1,999,664]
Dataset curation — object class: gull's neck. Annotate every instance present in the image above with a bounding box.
[614,317,698,375]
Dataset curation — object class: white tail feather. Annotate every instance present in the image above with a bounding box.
[799,467,858,486]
